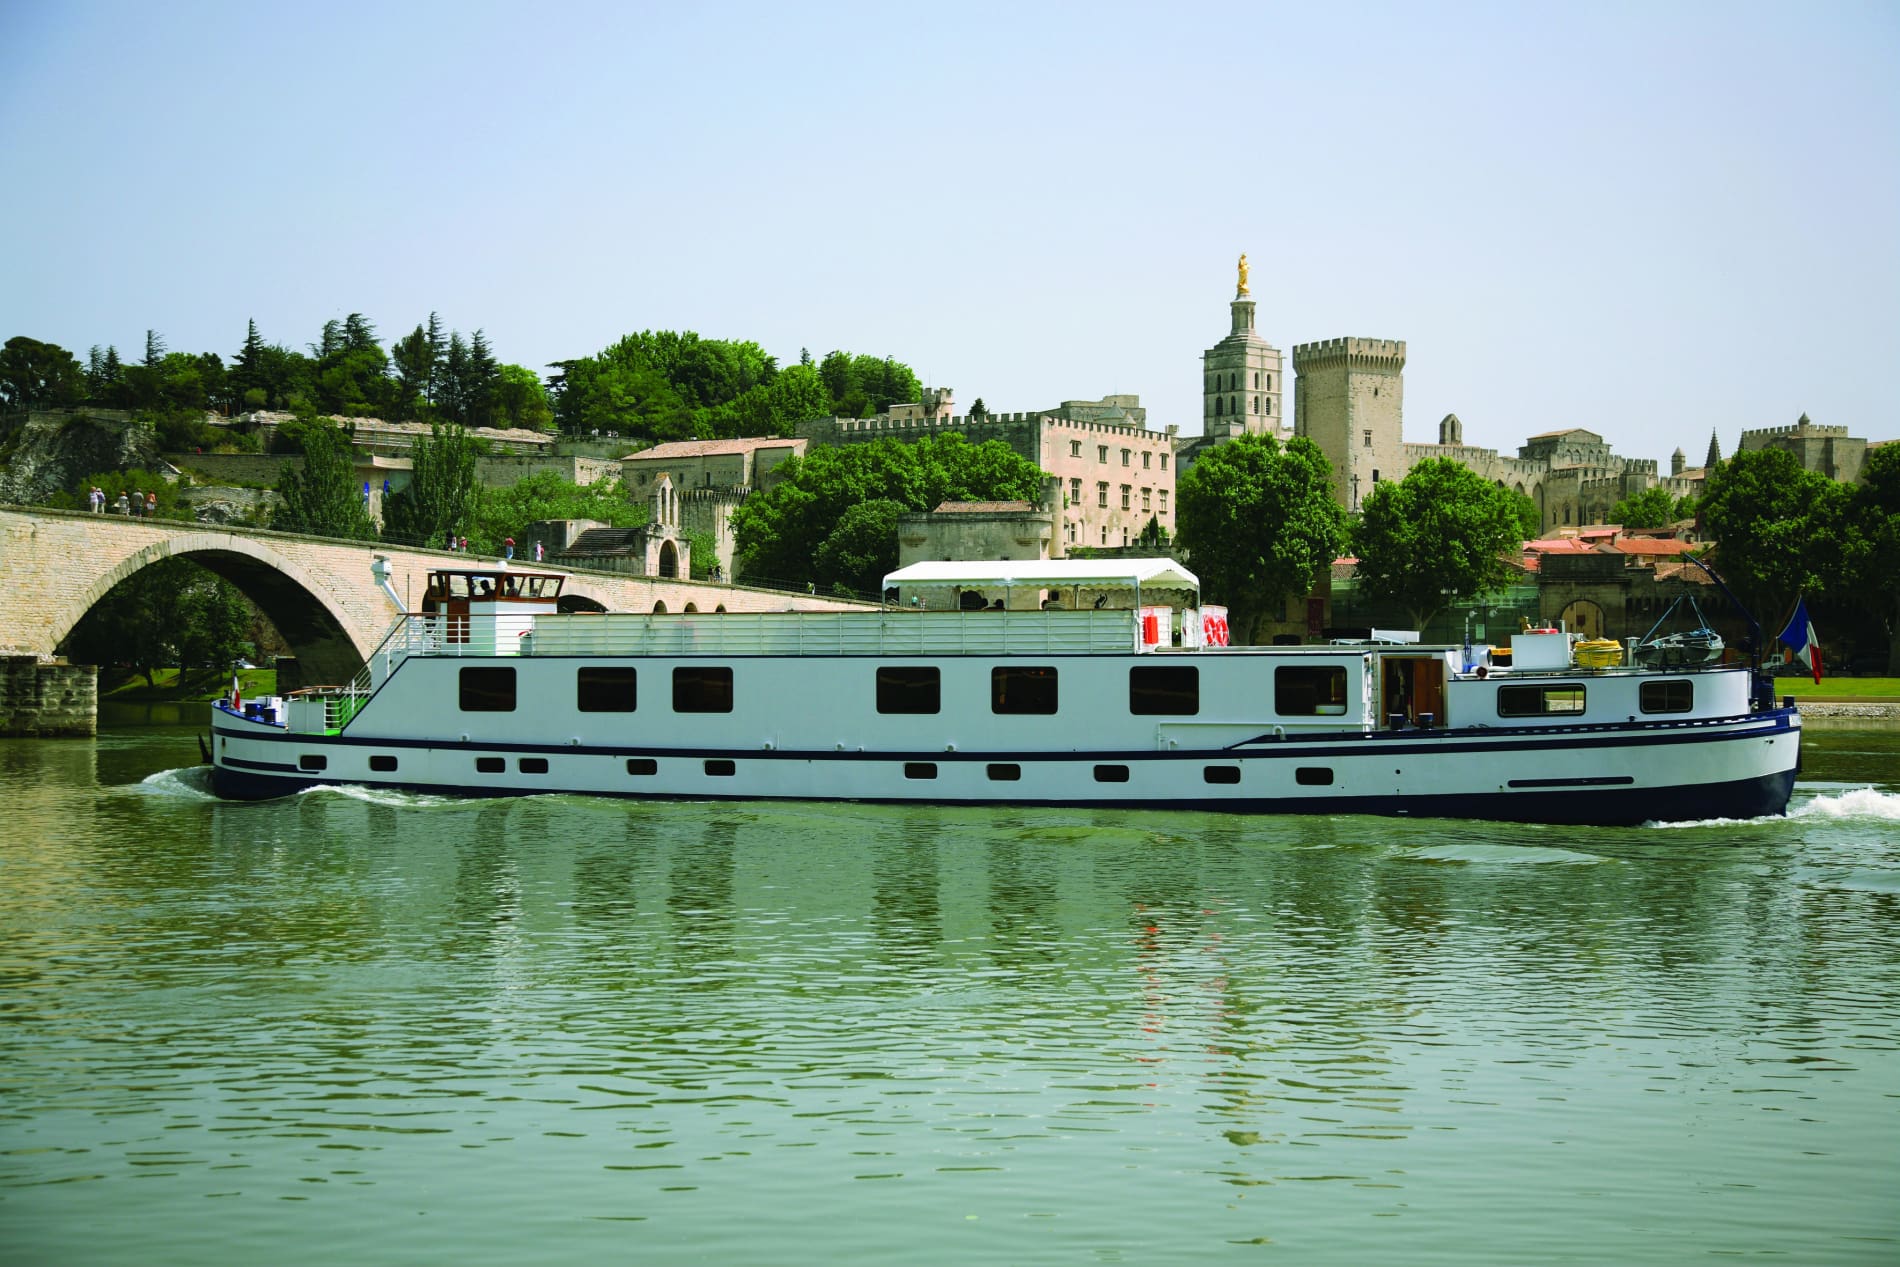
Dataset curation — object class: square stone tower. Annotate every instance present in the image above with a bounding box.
[1292,337,1407,510]
[1202,254,1285,443]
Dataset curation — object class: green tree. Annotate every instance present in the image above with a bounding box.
[0,336,87,408]
[1509,489,1541,539]
[1609,484,1682,529]
[474,472,647,555]
[1351,457,1528,630]
[1697,447,1849,624]
[1843,445,1900,673]
[390,323,435,419]
[492,364,553,430]
[273,419,376,539]
[381,423,483,548]
[1175,435,1346,645]
[732,434,1042,590]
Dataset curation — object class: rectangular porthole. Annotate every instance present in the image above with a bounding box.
[1640,680,1693,713]
[704,759,735,777]
[519,757,549,774]
[904,762,937,780]
[475,756,505,774]
[674,666,734,713]
[1093,764,1130,783]
[877,666,941,714]
[459,666,517,712]
[1129,665,1198,715]
[1203,765,1240,785]
[626,758,658,776]
[369,755,397,772]
[992,665,1058,715]
[297,754,327,771]
[1295,767,1333,786]
[578,666,637,713]
[1498,684,1587,717]
[986,763,1022,782]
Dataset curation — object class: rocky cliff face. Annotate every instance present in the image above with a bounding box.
[0,409,162,503]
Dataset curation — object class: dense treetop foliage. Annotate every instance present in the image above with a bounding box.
[1174,435,1346,645]
[731,434,1044,594]
[1700,445,1899,671]
[1351,458,1530,630]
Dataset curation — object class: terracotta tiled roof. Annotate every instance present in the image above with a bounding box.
[1613,538,1697,556]
[930,501,1035,513]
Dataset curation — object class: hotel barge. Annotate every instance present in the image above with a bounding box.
[208,559,1801,825]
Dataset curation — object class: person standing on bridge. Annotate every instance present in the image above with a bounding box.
[115,491,130,515]
[504,537,515,560]
[145,492,157,517]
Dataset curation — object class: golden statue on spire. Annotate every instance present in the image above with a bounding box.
[1237,253,1250,298]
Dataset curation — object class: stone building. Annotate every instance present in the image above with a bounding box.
[548,474,691,579]
[895,484,1061,608]
[618,436,807,579]
[1176,254,1289,474]
[1291,337,1408,512]
[1738,414,1868,484]
[796,391,1176,555]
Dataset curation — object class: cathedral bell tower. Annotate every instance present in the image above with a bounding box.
[1201,254,1285,443]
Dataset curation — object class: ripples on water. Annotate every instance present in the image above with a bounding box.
[0,727,1896,1266]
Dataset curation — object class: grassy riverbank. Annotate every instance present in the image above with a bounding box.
[101,668,277,701]
[1776,676,1900,701]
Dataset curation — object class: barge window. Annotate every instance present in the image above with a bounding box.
[987,763,1021,781]
[578,666,637,712]
[877,666,940,714]
[626,758,658,776]
[1203,765,1240,785]
[475,756,505,774]
[992,666,1058,715]
[519,757,549,774]
[1640,679,1693,714]
[904,762,937,780]
[1295,767,1334,786]
[460,666,516,712]
[704,759,736,776]
[674,666,733,713]
[1129,665,1198,715]
[369,755,397,772]
[297,754,327,771]
[1497,684,1587,717]
[1094,764,1130,783]
[1275,665,1348,715]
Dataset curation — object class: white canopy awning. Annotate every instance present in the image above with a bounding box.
[882,558,1200,594]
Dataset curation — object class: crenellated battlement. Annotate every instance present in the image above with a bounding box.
[1292,337,1407,371]
[1741,420,1849,442]
[820,411,1160,442]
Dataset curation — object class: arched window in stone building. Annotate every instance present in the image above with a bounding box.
[1214,397,1223,417]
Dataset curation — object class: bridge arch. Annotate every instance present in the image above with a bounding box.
[53,533,373,684]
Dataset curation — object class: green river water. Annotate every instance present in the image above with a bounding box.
[2,712,1897,1265]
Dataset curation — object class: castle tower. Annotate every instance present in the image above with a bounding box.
[1671,446,1685,477]
[1292,337,1407,510]
[1201,254,1285,443]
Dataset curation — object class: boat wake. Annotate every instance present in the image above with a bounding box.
[1647,786,1900,829]
[1790,786,1900,822]
[298,782,466,810]
[130,766,220,799]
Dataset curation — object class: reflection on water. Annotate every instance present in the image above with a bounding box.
[0,728,1896,1266]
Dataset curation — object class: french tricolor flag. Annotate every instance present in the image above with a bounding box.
[1778,598,1823,684]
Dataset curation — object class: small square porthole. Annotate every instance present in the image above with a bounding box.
[297,754,327,771]
[1094,764,1130,783]
[626,758,657,776]
[475,756,505,774]
[904,762,937,780]
[519,757,549,774]
[369,755,397,773]
[1295,767,1334,786]
[1203,766,1240,785]
[986,763,1021,781]
[704,759,735,777]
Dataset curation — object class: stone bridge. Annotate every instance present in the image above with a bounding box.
[1,506,867,731]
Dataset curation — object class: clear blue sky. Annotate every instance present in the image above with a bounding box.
[3,1,1895,463]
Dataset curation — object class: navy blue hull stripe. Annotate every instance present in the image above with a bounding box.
[207,765,1797,825]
